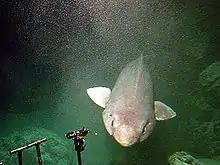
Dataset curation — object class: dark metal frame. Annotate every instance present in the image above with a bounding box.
[9,138,47,165]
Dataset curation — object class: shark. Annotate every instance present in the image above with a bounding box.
[86,55,176,147]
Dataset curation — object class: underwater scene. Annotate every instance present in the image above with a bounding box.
[0,0,219,164]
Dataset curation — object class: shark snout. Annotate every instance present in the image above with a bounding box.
[113,125,139,147]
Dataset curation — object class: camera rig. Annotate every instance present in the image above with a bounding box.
[65,127,89,165]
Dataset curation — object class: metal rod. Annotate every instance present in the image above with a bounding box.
[74,138,82,165]
[35,143,43,165]
[76,150,82,165]
[18,151,22,165]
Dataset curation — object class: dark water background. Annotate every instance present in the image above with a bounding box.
[0,0,219,164]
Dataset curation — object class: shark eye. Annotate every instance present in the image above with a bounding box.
[111,120,114,127]
[142,121,149,134]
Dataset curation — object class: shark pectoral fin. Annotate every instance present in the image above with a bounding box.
[86,87,111,108]
[154,101,176,121]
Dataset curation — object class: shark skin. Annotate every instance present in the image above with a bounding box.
[87,55,176,147]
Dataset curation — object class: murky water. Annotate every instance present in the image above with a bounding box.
[0,0,219,164]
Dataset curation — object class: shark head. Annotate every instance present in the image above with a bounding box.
[112,122,155,147]
[103,107,156,147]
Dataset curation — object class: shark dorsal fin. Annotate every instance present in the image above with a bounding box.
[86,87,111,108]
[154,101,176,120]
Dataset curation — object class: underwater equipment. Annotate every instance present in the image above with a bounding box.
[65,127,89,165]
[9,138,47,165]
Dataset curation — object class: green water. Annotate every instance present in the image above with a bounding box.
[0,0,219,164]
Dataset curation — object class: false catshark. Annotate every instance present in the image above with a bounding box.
[86,55,176,147]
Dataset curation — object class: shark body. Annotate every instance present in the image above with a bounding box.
[87,55,176,147]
